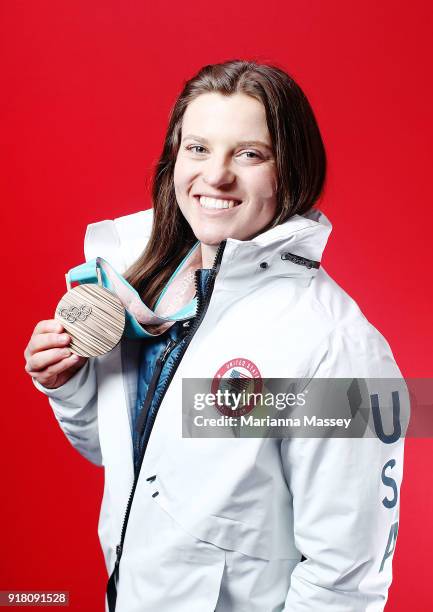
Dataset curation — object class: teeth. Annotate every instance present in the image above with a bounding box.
[198,196,241,209]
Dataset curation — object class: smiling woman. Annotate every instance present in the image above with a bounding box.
[125,60,326,306]
[26,59,404,612]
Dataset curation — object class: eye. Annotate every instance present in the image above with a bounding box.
[239,150,261,159]
[186,145,207,154]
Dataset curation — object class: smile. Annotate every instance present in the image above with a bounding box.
[196,195,242,210]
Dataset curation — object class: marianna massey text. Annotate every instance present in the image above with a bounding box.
[193,415,353,429]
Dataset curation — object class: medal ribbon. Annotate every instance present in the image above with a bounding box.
[66,241,201,338]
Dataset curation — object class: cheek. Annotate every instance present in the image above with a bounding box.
[173,156,195,194]
[173,162,184,210]
[246,169,278,205]
[173,159,183,193]
[173,160,195,221]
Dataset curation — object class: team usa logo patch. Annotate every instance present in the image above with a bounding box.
[211,358,263,417]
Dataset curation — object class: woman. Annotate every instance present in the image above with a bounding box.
[25,60,404,611]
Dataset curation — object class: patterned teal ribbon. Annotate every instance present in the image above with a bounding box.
[66,243,200,339]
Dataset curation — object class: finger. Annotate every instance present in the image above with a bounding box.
[31,354,83,386]
[27,332,71,357]
[25,346,74,373]
[33,319,64,335]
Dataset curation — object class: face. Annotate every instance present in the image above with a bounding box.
[173,92,278,246]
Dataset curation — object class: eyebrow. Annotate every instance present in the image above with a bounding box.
[182,134,273,152]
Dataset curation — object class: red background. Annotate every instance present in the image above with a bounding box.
[1,1,432,609]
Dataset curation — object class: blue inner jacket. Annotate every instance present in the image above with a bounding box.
[132,268,213,472]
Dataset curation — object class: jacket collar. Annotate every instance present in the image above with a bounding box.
[216,209,332,286]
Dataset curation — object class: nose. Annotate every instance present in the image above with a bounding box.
[202,155,235,188]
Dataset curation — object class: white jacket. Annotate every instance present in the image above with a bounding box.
[33,208,405,611]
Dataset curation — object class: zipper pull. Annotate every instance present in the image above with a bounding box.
[115,543,122,565]
[181,318,194,338]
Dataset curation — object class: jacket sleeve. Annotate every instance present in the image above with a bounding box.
[32,358,102,466]
[281,322,405,611]
[31,210,154,468]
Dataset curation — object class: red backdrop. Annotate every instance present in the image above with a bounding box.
[1,1,432,609]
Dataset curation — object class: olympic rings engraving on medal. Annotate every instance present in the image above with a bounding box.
[58,304,92,323]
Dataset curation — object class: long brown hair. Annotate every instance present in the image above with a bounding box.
[124,59,327,308]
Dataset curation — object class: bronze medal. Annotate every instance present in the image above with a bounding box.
[55,281,126,357]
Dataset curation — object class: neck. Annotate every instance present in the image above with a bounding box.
[200,243,219,269]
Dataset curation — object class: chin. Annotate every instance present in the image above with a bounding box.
[192,226,230,246]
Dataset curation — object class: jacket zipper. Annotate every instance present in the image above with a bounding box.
[133,336,179,461]
[107,240,227,608]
